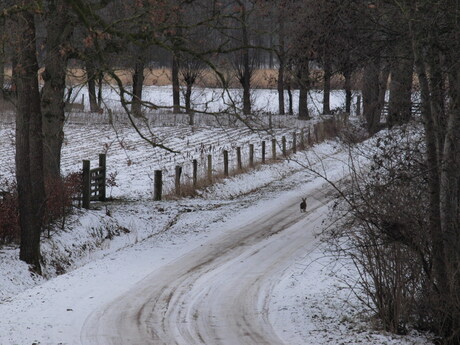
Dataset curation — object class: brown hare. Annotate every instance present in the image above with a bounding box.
[300,198,307,213]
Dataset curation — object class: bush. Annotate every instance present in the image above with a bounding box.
[44,172,82,233]
[0,172,83,245]
[0,180,19,244]
[327,126,436,334]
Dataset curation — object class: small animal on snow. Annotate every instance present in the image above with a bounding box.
[300,198,307,213]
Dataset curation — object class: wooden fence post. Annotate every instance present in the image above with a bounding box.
[282,136,286,156]
[207,154,212,182]
[175,165,182,196]
[308,127,312,146]
[249,144,254,168]
[272,138,276,160]
[236,147,242,170]
[292,132,297,154]
[154,170,162,201]
[82,160,90,209]
[223,150,229,176]
[99,153,106,201]
[192,159,198,188]
[261,141,266,163]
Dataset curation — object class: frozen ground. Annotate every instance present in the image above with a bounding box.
[0,135,432,345]
[0,87,432,344]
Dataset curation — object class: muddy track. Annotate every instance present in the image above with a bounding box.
[81,184,331,345]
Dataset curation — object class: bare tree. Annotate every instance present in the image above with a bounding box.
[10,3,46,274]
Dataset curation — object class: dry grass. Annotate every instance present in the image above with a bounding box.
[3,67,365,89]
[3,66,422,91]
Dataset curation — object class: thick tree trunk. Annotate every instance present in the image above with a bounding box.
[0,17,4,101]
[172,53,180,113]
[131,60,144,117]
[298,61,310,120]
[440,64,460,302]
[86,60,101,113]
[430,52,448,157]
[362,60,381,134]
[41,0,72,179]
[186,81,194,126]
[185,83,192,115]
[14,9,46,274]
[388,51,413,127]
[414,45,449,297]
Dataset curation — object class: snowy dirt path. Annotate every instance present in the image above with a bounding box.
[80,183,333,345]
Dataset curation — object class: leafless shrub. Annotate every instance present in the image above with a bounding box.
[0,179,19,244]
[44,172,83,234]
[325,125,437,334]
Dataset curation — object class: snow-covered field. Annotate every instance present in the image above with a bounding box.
[0,87,432,344]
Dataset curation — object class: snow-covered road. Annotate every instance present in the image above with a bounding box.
[81,183,332,345]
[1,137,432,345]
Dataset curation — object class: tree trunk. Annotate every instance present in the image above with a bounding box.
[268,33,274,69]
[86,60,101,113]
[430,52,448,157]
[388,50,413,127]
[344,68,352,114]
[97,72,103,108]
[0,17,4,101]
[440,62,460,323]
[185,82,192,115]
[378,64,390,114]
[322,57,331,115]
[172,53,180,113]
[132,60,144,117]
[414,43,449,297]
[362,60,381,134]
[287,81,293,115]
[241,19,251,115]
[277,60,285,115]
[41,0,72,180]
[298,61,310,120]
[276,13,286,115]
[277,18,285,116]
[14,9,46,274]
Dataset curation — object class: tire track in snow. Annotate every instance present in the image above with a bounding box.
[81,183,332,345]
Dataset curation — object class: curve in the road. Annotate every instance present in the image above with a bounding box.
[81,184,331,345]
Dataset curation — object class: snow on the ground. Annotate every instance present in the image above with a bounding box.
[0,124,433,344]
[270,241,431,345]
[68,85,356,116]
[0,81,431,345]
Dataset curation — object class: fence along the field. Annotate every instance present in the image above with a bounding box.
[63,111,326,129]
[154,113,347,200]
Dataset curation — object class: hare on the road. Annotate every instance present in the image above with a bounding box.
[300,198,307,213]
